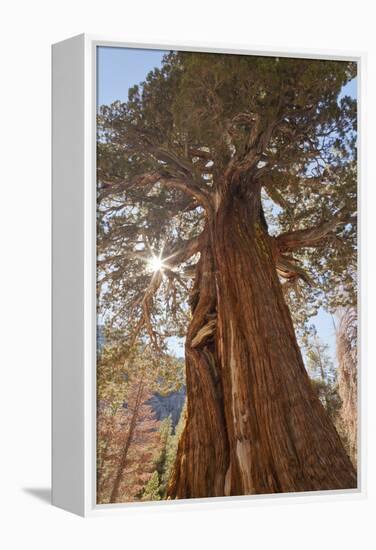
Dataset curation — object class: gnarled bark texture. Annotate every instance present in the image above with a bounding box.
[168,180,356,498]
[168,241,229,497]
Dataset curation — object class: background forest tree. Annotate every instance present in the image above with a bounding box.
[97,50,357,500]
[336,307,358,466]
[97,338,185,503]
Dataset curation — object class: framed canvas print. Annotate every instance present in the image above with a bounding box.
[52,34,364,516]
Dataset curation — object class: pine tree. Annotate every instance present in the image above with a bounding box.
[153,415,176,497]
[97,341,183,503]
[303,331,340,420]
[142,471,161,501]
[164,402,187,492]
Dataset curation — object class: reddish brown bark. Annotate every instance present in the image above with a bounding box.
[168,179,356,498]
[168,241,229,497]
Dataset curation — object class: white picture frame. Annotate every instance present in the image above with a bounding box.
[52,34,366,517]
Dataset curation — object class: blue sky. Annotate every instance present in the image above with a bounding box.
[97,46,357,362]
[339,77,357,102]
[97,46,357,107]
[97,47,166,106]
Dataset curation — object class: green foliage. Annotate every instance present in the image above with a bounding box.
[303,331,347,450]
[96,52,357,495]
[161,402,186,490]
[142,471,161,502]
[97,335,185,504]
[310,378,342,423]
[303,328,336,385]
[146,404,187,499]
[273,317,356,465]
[97,333,185,405]
[97,51,357,340]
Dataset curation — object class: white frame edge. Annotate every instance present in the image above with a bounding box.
[52,33,366,517]
[52,34,86,516]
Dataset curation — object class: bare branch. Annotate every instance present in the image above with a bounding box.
[275,255,313,285]
[128,270,163,351]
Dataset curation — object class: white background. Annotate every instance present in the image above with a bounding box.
[1,1,375,548]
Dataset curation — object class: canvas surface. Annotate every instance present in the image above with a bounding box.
[96,46,358,504]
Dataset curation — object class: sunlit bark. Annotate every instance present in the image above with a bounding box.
[169,179,356,497]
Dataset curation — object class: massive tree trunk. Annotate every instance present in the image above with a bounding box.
[168,179,356,498]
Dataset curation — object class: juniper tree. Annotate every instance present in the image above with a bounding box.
[97,52,357,497]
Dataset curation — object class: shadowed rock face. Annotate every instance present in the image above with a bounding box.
[148,387,186,428]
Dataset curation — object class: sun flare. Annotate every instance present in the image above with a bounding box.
[147,255,165,273]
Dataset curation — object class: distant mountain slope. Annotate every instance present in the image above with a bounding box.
[148,387,186,428]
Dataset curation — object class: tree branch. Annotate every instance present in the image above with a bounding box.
[100,170,211,210]
[152,147,194,176]
[159,176,212,210]
[275,255,313,285]
[226,114,281,179]
[189,147,212,160]
[125,232,205,350]
[163,233,205,268]
[276,208,356,251]
[128,270,164,351]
